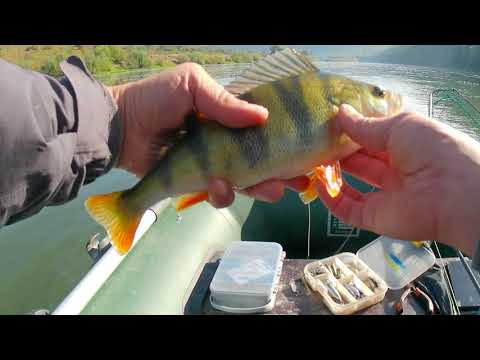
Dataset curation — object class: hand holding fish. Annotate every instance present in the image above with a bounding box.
[89,48,402,255]
[108,62,307,209]
[317,105,480,256]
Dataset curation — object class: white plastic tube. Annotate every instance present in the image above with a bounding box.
[52,199,171,315]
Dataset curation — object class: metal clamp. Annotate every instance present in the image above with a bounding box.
[27,309,50,315]
[86,233,111,264]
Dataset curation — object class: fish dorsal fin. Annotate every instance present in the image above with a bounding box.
[225,48,319,96]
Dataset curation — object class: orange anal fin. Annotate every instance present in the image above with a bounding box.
[299,174,319,204]
[314,161,343,198]
[173,191,209,211]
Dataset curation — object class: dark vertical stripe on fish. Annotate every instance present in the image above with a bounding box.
[272,77,314,145]
[184,114,211,177]
[158,149,173,189]
[231,93,269,168]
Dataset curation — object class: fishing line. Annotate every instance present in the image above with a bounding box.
[307,203,311,259]
[335,224,357,255]
[330,184,462,314]
[310,171,462,315]
[334,184,376,255]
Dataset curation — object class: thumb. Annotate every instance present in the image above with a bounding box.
[337,104,396,152]
[190,65,269,128]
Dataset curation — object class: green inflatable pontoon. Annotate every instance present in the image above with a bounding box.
[53,173,382,315]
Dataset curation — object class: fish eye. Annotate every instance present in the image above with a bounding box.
[372,86,386,98]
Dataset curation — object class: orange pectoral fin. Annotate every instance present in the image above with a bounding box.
[299,173,319,204]
[314,161,344,198]
[172,191,209,212]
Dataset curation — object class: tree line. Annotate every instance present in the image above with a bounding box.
[0,45,262,77]
[369,45,480,73]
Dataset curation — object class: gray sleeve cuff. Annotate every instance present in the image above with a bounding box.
[0,56,123,227]
[59,56,123,184]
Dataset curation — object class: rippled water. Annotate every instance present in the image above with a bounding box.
[2,62,479,314]
[109,62,480,137]
[312,62,480,139]
[206,61,480,139]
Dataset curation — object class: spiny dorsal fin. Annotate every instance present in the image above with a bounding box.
[225,48,319,96]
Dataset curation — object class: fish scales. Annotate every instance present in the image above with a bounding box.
[130,72,336,207]
[84,48,403,255]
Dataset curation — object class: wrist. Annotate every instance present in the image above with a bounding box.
[106,84,130,171]
[439,148,480,257]
[107,84,126,108]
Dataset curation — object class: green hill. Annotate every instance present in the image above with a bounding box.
[0,45,262,78]
[368,45,480,73]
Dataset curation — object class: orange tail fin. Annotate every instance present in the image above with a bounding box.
[85,192,142,255]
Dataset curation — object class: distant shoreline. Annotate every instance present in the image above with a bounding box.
[362,45,480,75]
[95,64,173,77]
[357,59,480,76]
[95,61,256,86]
[324,56,359,63]
[0,45,262,78]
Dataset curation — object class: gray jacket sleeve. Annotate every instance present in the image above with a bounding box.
[0,56,123,227]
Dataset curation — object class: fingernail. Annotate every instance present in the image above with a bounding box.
[255,193,274,203]
[253,104,269,119]
[241,100,268,118]
[218,179,230,196]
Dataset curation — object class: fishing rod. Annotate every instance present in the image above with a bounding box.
[429,88,480,306]
[456,249,480,296]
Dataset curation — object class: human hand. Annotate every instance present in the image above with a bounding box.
[316,104,480,256]
[108,63,308,209]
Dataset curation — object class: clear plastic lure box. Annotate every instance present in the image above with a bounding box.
[209,242,285,314]
[357,236,436,290]
[304,236,436,315]
[304,252,389,315]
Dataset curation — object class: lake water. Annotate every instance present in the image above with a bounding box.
[1,61,480,314]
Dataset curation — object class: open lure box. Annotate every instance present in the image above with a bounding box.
[304,236,436,315]
[304,253,389,315]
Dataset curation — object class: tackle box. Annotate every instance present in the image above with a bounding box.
[304,236,436,315]
[209,242,285,314]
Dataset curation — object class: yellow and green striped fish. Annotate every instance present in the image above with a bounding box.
[85,48,403,255]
